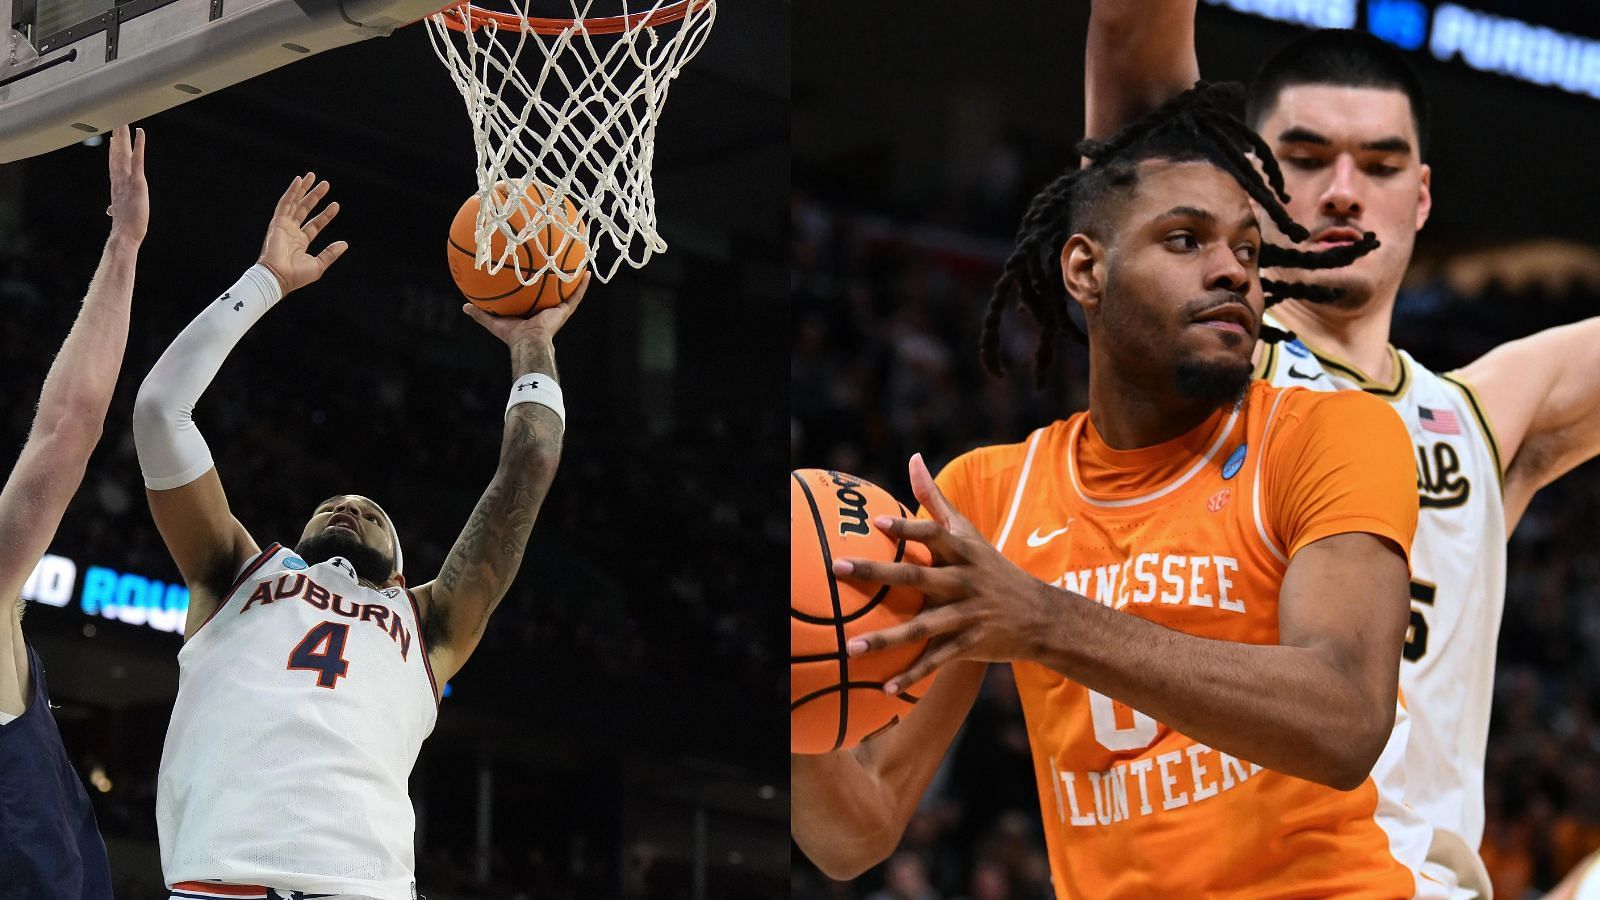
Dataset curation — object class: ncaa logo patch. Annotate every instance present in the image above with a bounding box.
[1284,339,1311,358]
[1222,444,1247,480]
[283,556,308,570]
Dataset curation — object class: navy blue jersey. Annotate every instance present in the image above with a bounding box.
[0,644,112,899]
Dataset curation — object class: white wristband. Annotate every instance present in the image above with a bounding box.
[506,374,565,426]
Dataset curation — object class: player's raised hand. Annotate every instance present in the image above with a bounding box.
[106,125,148,242]
[461,271,590,346]
[833,453,1060,693]
[257,173,348,295]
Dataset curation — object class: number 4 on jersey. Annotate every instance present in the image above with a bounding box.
[288,621,351,688]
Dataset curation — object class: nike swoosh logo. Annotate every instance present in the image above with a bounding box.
[1027,522,1073,547]
[1287,365,1327,382]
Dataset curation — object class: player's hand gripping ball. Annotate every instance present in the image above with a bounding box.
[791,469,936,754]
[447,180,588,318]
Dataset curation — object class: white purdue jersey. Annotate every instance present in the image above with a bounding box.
[158,544,439,900]
[1260,314,1505,892]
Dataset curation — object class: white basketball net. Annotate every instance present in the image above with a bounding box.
[425,0,717,284]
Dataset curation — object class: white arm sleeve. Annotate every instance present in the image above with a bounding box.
[132,265,282,491]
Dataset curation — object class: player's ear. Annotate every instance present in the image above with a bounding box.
[1414,163,1432,232]
[1061,234,1104,315]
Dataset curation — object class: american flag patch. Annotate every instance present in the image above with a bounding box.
[1419,406,1460,435]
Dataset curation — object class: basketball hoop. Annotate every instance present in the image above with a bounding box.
[434,0,704,35]
[424,0,717,285]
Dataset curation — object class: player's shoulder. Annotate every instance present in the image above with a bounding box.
[1254,383,1409,469]
[939,421,1072,489]
[1262,380,1400,430]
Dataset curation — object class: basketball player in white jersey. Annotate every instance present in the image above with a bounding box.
[1085,4,1600,894]
[132,174,583,900]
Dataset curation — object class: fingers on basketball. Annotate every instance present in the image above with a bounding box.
[561,271,592,309]
[908,453,953,525]
[791,469,938,754]
[447,180,589,318]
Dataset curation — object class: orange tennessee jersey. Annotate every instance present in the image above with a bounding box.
[935,381,1432,898]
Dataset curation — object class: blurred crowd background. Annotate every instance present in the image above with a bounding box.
[792,3,1600,898]
[0,6,787,897]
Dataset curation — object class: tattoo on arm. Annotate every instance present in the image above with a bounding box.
[431,337,563,646]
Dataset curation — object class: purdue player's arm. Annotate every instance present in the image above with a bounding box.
[1452,317,1600,531]
[410,282,586,687]
[0,127,147,715]
[134,174,345,635]
[1084,0,1200,140]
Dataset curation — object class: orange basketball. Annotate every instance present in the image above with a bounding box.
[791,468,936,755]
[446,181,588,317]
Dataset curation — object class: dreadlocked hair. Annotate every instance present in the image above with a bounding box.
[983,81,1378,388]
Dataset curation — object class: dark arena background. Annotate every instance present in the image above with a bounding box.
[0,2,787,897]
[794,2,1600,898]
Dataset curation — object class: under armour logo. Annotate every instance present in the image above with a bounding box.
[516,380,541,392]
[222,292,242,311]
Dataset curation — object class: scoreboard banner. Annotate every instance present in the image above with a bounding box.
[22,553,188,635]
[1205,0,1600,101]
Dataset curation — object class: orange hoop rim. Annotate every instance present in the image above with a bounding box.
[433,0,709,34]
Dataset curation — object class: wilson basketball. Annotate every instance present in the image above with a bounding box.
[791,468,936,755]
[446,181,588,317]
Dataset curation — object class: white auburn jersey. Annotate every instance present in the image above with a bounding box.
[1260,314,1506,893]
[157,544,439,900]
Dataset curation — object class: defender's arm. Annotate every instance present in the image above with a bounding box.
[0,127,146,715]
[412,283,586,686]
[134,174,345,635]
[1084,0,1200,140]
[1452,318,1600,532]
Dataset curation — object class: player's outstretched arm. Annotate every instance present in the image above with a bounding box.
[0,126,146,715]
[134,174,346,637]
[792,660,986,880]
[1452,318,1600,532]
[412,282,586,687]
[1084,0,1200,141]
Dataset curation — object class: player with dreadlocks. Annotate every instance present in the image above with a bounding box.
[793,83,1437,897]
[1083,8,1600,895]
[979,80,1373,387]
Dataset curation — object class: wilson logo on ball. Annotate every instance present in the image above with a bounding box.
[828,470,872,537]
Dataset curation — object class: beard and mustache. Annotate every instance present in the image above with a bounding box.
[294,529,396,585]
